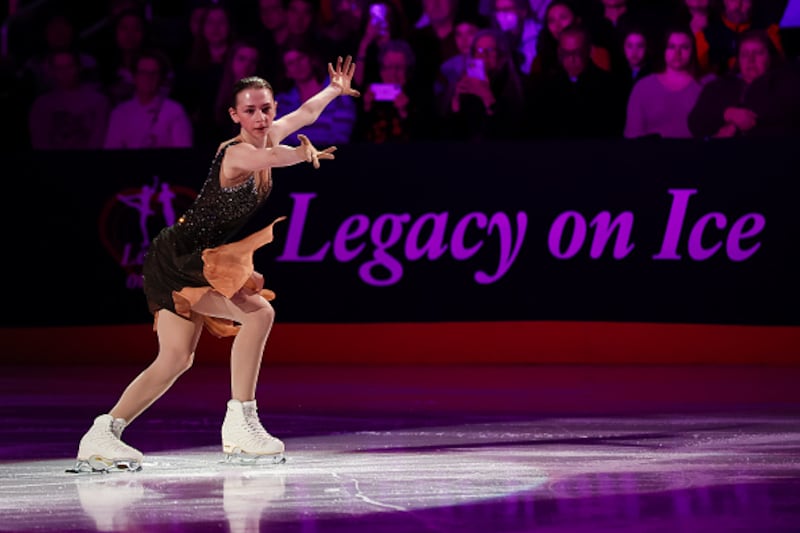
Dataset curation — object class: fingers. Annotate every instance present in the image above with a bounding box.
[297,133,309,144]
[341,55,351,74]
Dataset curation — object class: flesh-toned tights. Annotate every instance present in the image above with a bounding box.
[108,290,274,424]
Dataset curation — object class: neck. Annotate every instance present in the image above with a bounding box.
[238,131,268,149]
[137,93,158,105]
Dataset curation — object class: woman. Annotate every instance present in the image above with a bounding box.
[624,25,702,139]
[688,29,789,138]
[443,28,526,140]
[355,39,426,142]
[70,56,361,473]
[528,0,611,81]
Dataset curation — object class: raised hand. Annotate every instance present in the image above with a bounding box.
[328,55,361,98]
[298,134,337,169]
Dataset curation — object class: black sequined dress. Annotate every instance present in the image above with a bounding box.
[142,141,282,336]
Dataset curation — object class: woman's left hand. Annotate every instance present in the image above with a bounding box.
[298,134,337,169]
[329,55,361,97]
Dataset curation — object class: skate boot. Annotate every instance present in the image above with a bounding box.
[67,414,143,473]
[221,399,285,464]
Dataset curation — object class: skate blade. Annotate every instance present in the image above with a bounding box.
[223,452,286,465]
[66,456,142,474]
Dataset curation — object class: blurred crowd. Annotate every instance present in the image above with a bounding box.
[2,0,799,151]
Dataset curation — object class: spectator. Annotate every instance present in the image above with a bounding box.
[442,28,527,140]
[437,10,489,102]
[624,25,703,138]
[245,0,290,91]
[618,24,653,99]
[212,39,264,142]
[355,39,430,141]
[489,0,542,75]
[22,12,100,96]
[529,0,611,82]
[321,0,370,59]
[407,0,461,104]
[701,0,785,76]
[355,0,411,88]
[104,49,192,149]
[689,28,800,137]
[28,49,110,150]
[174,3,236,149]
[95,7,152,107]
[274,40,358,145]
[527,23,625,138]
[670,0,719,76]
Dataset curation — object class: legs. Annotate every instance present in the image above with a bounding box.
[108,309,204,423]
[192,290,275,401]
[192,290,282,462]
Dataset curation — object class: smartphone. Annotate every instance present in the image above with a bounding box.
[369,3,389,34]
[466,58,486,80]
[370,83,402,101]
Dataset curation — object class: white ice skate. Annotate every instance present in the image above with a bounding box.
[221,399,285,465]
[67,414,143,473]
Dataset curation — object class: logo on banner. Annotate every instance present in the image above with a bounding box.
[99,176,196,289]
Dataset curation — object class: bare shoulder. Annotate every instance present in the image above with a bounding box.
[220,142,258,187]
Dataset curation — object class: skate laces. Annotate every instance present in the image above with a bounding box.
[241,405,279,442]
[94,420,141,457]
[110,418,127,439]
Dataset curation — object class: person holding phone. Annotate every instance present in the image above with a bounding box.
[442,28,526,140]
[353,1,407,88]
[355,39,430,142]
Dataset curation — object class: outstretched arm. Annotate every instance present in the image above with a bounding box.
[223,134,337,176]
[270,56,361,142]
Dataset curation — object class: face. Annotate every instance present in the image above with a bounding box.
[422,0,455,25]
[454,21,480,55]
[724,0,752,24]
[134,57,162,98]
[116,13,144,52]
[738,39,770,83]
[45,16,73,49]
[558,32,588,77]
[547,4,575,39]
[334,0,364,28]
[473,34,499,72]
[203,7,231,46]
[50,51,80,89]
[624,32,646,68]
[287,0,314,36]
[232,46,260,79]
[232,87,277,138]
[664,31,693,72]
[259,0,287,30]
[494,0,521,32]
[379,50,407,85]
[283,49,314,83]
[684,0,709,12]
[189,6,207,37]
